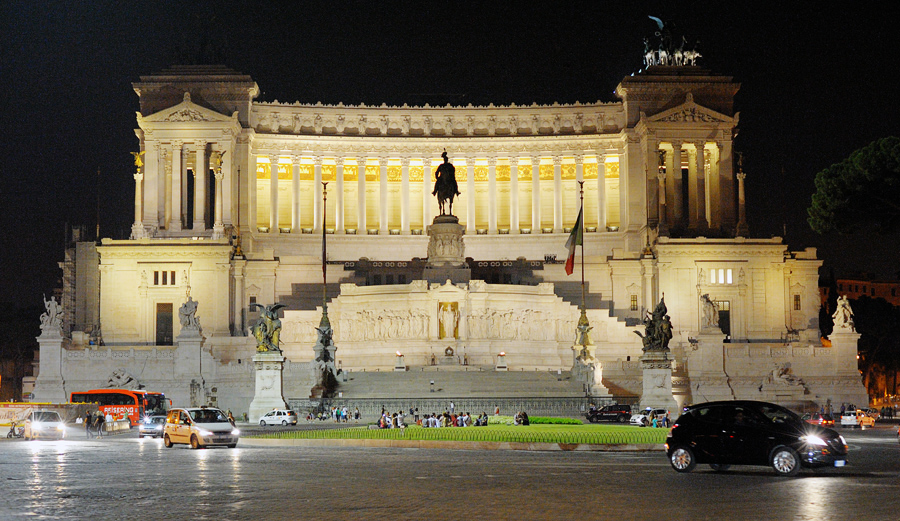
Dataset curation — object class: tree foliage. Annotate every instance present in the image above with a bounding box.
[808,136,900,234]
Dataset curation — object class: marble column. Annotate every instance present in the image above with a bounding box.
[646,138,659,226]
[194,142,207,231]
[553,156,562,233]
[170,142,182,231]
[291,156,301,233]
[718,138,736,231]
[131,170,145,239]
[531,157,541,231]
[314,156,323,232]
[736,172,749,236]
[575,154,584,223]
[694,141,708,231]
[423,157,431,226]
[466,161,475,232]
[335,157,345,233]
[487,158,497,233]
[144,142,159,228]
[379,156,388,233]
[596,153,607,231]
[212,165,225,239]
[400,157,410,233]
[657,170,668,236]
[221,142,232,226]
[670,141,683,224]
[357,159,366,232]
[509,157,519,233]
[269,154,280,233]
[248,154,258,232]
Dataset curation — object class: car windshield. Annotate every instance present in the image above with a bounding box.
[34,412,61,422]
[190,409,229,423]
[756,403,801,425]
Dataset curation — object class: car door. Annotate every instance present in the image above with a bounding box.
[720,405,771,465]
[176,411,192,442]
[685,405,727,462]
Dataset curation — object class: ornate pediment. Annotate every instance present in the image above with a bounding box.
[138,92,237,125]
[646,93,734,125]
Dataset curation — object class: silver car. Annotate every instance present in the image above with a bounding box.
[139,415,167,438]
[259,409,298,426]
[24,411,66,440]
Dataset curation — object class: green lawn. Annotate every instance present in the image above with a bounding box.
[249,423,669,445]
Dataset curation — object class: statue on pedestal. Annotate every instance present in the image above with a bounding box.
[634,297,673,352]
[432,150,460,216]
[178,296,201,330]
[250,303,285,353]
[832,295,854,330]
[700,294,719,330]
[39,295,63,333]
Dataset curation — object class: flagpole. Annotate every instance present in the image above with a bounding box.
[579,180,585,311]
[320,182,329,327]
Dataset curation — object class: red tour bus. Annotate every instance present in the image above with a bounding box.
[70,389,170,426]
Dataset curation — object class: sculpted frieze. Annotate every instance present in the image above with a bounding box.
[165,108,210,122]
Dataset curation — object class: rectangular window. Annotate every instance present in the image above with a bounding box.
[630,295,638,311]
[162,271,168,285]
[793,294,801,311]
[171,271,176,285]
[153,271,159,285]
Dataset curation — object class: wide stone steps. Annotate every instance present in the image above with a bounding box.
[334,367,584,399]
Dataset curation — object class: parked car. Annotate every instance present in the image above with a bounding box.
[864,408,881,420]
[840,409,875,428]
[259,409,299,426]
[630,408,669,427]
[801,412,835,428]
[139,415,167,438]
[666,400,848,476]
[24,410,66,440]
[585,404,632,423]
[163,407,240,449]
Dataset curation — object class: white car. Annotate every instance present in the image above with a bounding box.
[24,410,66,440]
[164,407,239,449]
[259,409,298,426]
[630,408,669,427]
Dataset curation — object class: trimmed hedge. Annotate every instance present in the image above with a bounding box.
[249,423,668,445]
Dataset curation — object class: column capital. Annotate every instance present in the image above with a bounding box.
[400,157,410,167]
[508,156,519,167]
[693,140,706,150]
[487,157,497,168]
[656,172,666,182]
[134,172,144,182]
[335,157,345,167]
[552,155,562,166]
[268,153,280,163]
[573,153,583,163]
[736,172,747,181]
[530,155,541,164]
[195,141,207,151]
[378,155,390,165]
[314,155,324,167]
[172,140,183,148]
[670,140,683,149]
[291,155,302,166]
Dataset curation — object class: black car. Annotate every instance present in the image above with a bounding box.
[665,400,848,476]
[585,404,632,423]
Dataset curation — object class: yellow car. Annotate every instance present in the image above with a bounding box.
[840,409,874,428]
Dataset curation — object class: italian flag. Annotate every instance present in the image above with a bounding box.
[564,207,583,275]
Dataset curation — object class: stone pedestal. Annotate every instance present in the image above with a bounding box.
[31,331,67,404]
[495,353,508,371]
[639,349,678,412]
[394,354,406,371]
[248,353,287,423]
[689,331,734,403]
[174,328,203,377]
[828,328,869,406]
[423,215,470,284]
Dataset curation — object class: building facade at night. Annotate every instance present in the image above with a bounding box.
[31,64,867,415]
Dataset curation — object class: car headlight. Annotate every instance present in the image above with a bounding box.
[57,425,65,431]
[800,434,828,446]
[231,428,241,436]
[196,428,214,436]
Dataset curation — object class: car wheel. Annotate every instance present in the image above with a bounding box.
[227,443,237,448]
[670,446,696,473]
[164,435,173,448]
[190,435,202,450]
[642,418,649,427]
[259,420,266,426]
[771,446,800,476]
[588,416,597,423]
[282,420,287,426]
[620,415,629,423]
[709,463,731,472]
[138,434,144,439]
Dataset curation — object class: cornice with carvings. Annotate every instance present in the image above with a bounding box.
[249,101,626,138]
[248,135,619,159]
[98,246,232,259]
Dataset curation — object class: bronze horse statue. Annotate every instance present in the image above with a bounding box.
[432,151,460,216]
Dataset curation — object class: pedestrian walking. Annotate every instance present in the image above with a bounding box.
[95,412,105,438]
[84,411,93,439]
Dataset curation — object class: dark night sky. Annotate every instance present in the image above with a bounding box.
[1,1,899,309]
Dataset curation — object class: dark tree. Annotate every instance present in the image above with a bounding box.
[851,296,900,398]
[808,136,900,234]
